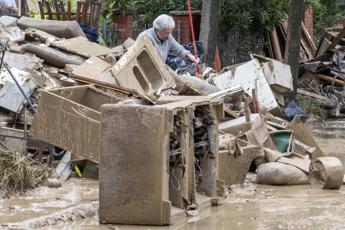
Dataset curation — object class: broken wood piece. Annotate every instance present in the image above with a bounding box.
[270,28,283,61]
[17,17,86,38]
[18,43,85,68]
[174,74,221,96]
[244,96,250,122]
[25,28,59,43]
[71,56,117,87]
[316,74,345,86]
[301,22,317,54]
[293,139,316,155]
[266,121,287,130]
[327,26,345,51]
[52,36,113,58]
[287,116,323,159]
[297,89,337,109]
[214,59,279,112]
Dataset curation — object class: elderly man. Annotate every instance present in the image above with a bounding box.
[0,0,17,15]
[139,14,198,64]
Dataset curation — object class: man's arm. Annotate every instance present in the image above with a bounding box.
[169,36,190,60]
[169,36,199,63]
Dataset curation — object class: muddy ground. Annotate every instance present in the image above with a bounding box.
[2,118,345,229]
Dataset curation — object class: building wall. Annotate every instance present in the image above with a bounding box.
[304,4,314,38]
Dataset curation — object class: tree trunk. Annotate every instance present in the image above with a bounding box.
[200,0,220,67]
[285,0,304,96]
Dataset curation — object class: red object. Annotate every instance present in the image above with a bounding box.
[186,0,200,77]
[213,47,222,73]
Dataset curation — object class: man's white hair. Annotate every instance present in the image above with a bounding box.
[153,14,175,31]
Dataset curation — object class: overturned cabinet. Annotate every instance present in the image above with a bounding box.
[99,96,223,225]
[30,85,125,162]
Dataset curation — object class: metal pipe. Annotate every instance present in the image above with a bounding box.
[3,63,36,112]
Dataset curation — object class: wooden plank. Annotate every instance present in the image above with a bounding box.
[301,23,317,53]
[270,28,283,61]
[287,116,323,159]
[38,1,45,19]
[53,0,61,20]
[82,2,88,24]
[76,1,82,22]
[300,34,313,59]
[316,74,345,86]
[59,1,66,20]
[89,2,94,27]
[67,1,71,20]
[46,1,53,20]
[37,142,44,163]
[297,88,331,101]
[92,2,102,29]
[316,38,332,57]
[266,32,275,58]
[328,27,345,51]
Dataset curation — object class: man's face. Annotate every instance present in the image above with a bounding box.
[156,28,173,41]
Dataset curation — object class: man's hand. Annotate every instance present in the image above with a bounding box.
[186,53,199,64]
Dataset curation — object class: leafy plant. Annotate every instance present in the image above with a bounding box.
[313,0,345,34]
[219,0,288,34]
[296,95,326,118]
[134,0,202,28]
[103,0,137,16]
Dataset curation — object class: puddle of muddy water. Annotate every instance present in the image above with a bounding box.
[307,118,345,167]
[60,183,345,230]
[5,118,345,230]
[0,178,98,224]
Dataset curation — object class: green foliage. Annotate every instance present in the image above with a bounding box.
[135,0,176,28]
[313,0,345,34]
[103,0,344,36]
[296,95,326,118]
[104,0,202,28]
[104,0,137,15]
[219,0,288,34]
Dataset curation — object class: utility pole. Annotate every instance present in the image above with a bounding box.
[285,0,304,96]
[199,0,220,67]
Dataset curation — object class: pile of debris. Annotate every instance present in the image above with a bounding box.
[0,16,137,193]
[299,26,345,117]
[265,21,317,63]
[0,14,343,227]
[263,20,345,118]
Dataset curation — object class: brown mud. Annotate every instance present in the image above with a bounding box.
[3,118,345,229]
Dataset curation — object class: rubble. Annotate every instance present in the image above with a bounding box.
[0,14,342,228]
[17,17,86,38]
[298,26,345,117]
[99,96,223,225]
[52,36,113,58]
[0,67,36,113]
[16,43,85,68]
